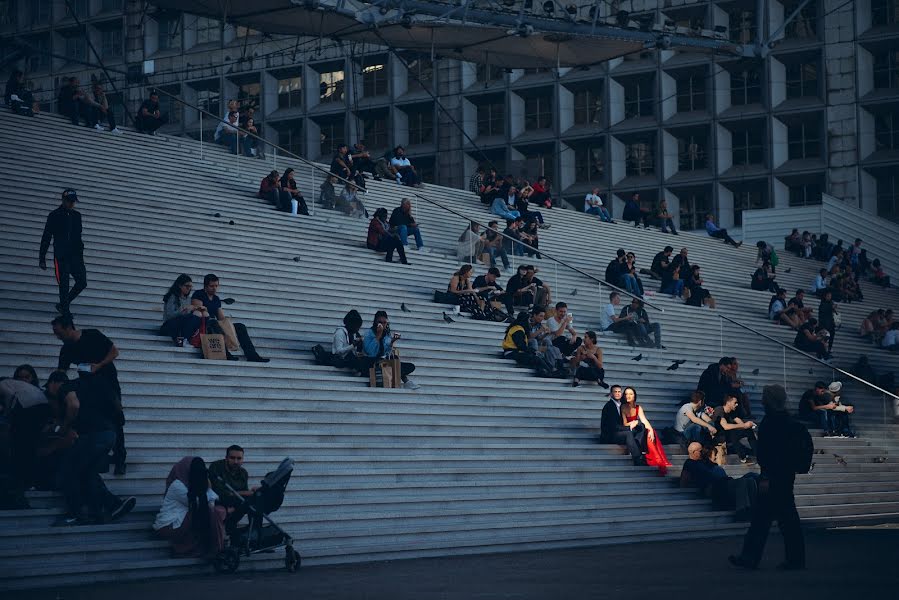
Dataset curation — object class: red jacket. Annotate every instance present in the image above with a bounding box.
[258,176,279,198]
[367,218,389,249]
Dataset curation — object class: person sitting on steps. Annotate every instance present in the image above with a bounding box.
[600,385,647,466]
[705,214,742,248]
[447,264,503,321]
[367,208,409,265]
[571,331,608,388]
[331,310,373,375]
[280,168,309,215]
[545,302,582,357]
[389,199,425,251]
[191,274,269,363]
[619,297,664,349]
[599,292,640,347]
[362,311,419,389]
[160,274,204,347]
[135,90,167,135]
[711,394,758,464]
[258,170,291,212]
[655,199,678,235]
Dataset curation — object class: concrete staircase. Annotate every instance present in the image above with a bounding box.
[0,110,897,590]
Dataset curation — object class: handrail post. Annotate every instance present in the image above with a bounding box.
[236,137,241,180]
[199,112,203,160]
[273,146,277,172]
[310,163,315,217]
[719,316,723,356]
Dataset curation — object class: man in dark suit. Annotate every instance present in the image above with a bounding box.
[600,385,647,465]
[730,384,808,571]
[697,357,731,408]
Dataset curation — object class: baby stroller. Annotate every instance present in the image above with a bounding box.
[213,457,301,574]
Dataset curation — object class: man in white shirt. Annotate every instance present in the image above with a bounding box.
[390,146,420,187]
[545,302,582,356]
[675,390,717,445]
[811,268,829,298]
[599,292,638,346]
[883,323,899,351]
[584,187,613,223]
[217,111,243,155]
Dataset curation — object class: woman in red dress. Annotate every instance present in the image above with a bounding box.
[621,386,672,474]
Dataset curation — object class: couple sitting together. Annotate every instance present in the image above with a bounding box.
[599,385,672,474]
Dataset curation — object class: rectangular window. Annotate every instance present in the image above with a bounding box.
[732,128,764,165]
[786,62,819,99]
[319,118,345,157]
[66,0,88,18]
[0,0,17,26]
[277,77,302,110]
[873,50,899,89]
[678,135,707,171]
[408,109,434,145]
[524,94,553,130]
[157,85,181,124]
[877,173,899,224]
[789,183,823,206]
[319,70,345,103]
[476,63,504,84]
[235,26,261,38]
[574,143,605,183]
[784,0,818,39]
[362,63,388,97]
[625,135,655,177]
[31,0,51,24]
[65,35,87,64]
[732,187,769,226]
[624,78,653,119]
[363,116,388,150]
[28,35,51,71]
[157,17,180,50]
[195,17,221,45]
[406,57,434,92]
[788,121,821,159]
[101,27,123,60]
[196,89,220,119]
[276,121,303,157]
[729,7,758,44]
[101,0,123,12]
[476,101,504,137]
[678,192,712,231]
[676,74,706,113]
[730,67,762,105]
[872,0,899,26]
[238,82,260,112]
[573,86,603,125]
[875,111,899,151]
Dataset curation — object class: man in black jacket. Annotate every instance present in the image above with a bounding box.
[730,384,807,571]
[39,189,87,315]
[697,357,732,408]
[599,385,647,465]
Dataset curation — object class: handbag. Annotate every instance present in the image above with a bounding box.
[189,317,206,348]
[217,317,241,351]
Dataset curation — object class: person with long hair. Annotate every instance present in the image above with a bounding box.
[153,457,226,558]
[367,207,409,264]
[685,265,716,308]
[13,364,40,387]
[501,311,535,367]
[362,311,418,388]
[160,274,205,346]
[331,309,371,374]
[447,264,500,321]
[621,386,671,474]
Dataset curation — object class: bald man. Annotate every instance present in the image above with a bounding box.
[680,442,758,521]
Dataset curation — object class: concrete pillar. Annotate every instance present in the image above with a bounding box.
[773,177,789,209]
[303,65,319,111]
[663,188,681,229]
[769,58,786,108]
[717,184,735,229]
[558,85,574,134]
[559,141,575,190]
[858,108,875,159]
[509,92,525,139]
[661,129,678,180]
[716,124,732,175]
[659,71,676,122]
[608,78,624,126]
[771,117,788,168]
[436,58,464,188]
[714,68,730,115]
[609,136,626,186]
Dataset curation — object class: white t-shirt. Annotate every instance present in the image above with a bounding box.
[675,402,700,432]
[584,193,603,211]
[883,329,899,347]
[600,303,617,331]
[769,299,785,320]
[545,316,572,338]
[812,275,827,291]
[391,156,411,169]
[153,479,218,531]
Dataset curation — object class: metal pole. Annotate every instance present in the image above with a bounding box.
[199,112,203,160]
[719,316,723,356]
[273,146,277,172]
[554,263,558,298]
[782,347,787,391]
[310,163,315,217]
[236,137,241,180]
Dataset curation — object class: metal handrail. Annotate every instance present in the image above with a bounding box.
[150,89,662,312]
[719,313,899,401]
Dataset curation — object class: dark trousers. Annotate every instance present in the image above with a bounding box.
[398,167,419,186]
[371,238,407,263]
[87,106,116,130]
[723,429,757,459]
[710,229,739,247]
[333,353,375,375]
[739,476,805,568]
[233,322,263,360]
[61,100,87,125]
[54,254,87,308]
[552,336,582,356]
[609,425,647,463]
[637,322,662,347]
[57,430,119,517]
[136,113,167,134]
[160,314,202,341]
[607,321,638,345]
[575,365,605,383]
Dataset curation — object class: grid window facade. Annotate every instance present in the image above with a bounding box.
[319,71,345,104]
[730,67,762,106]
[789,182,823,206]
[363,116,388,150]
[876,173,899,223]
[157,16,180,51]
[476,63,504,84]
[786,62,819,99]
[728,7,758,44]
[678,192,712,231]
[101,0,123,12]
[875,111,899,151]
[872,0,899,26]
[477,101,504,137]
[573,86,603,125]
[196,89,220,119]
[732,127,764,165]
[733,186,770,226]
[524,94,553,130]
[362,63,388,98]
[276,121,303,157]
[873,50,899,89]
[788,121,821,159]
[101,27,123,60]
[319,118,345,157]
[406,57,434,92]
[238,82,260,111]
[30,0,51,24]
[65,35,87,64]
[28,35,51,71]
[66,0,88,18]
[573,143,605,183]
[784,0,818,39]
[624,78,654,119]
[408,108,434,145]
[625,135,655,177]
[278,77,302,110]
[678,135,707,171]
[195,17,221,45]
[676,74,706,113]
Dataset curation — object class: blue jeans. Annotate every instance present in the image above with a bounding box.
[620,274,640,296]
[57,430,119,517]
[683,423,706,443]
[586,207,602,216]
[220,132,240,155]
[494,208,520,220]
[637,322,662,347]
[487,246,510,269]
[396,224,424,248]
[661,280,685,297]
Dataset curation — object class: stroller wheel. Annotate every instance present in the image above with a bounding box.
[285,545,301,573]
[214,548,241,574]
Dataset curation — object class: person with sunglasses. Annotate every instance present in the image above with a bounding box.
[161,274,205,347]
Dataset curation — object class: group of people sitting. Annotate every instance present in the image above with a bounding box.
[608,245,716,309]
[599,292,664,348]
[621,193,678,235]
[366,198,428,264]
[333,142,421,189]
[860,309,898,351]
[257,169,310,215]
[214,98,263,158]
[470,167,554,212]
[787,231,890,289]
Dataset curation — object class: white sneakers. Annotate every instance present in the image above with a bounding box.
[403,379,420,390]
[94,124,104,131]
[110,127,123,135]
